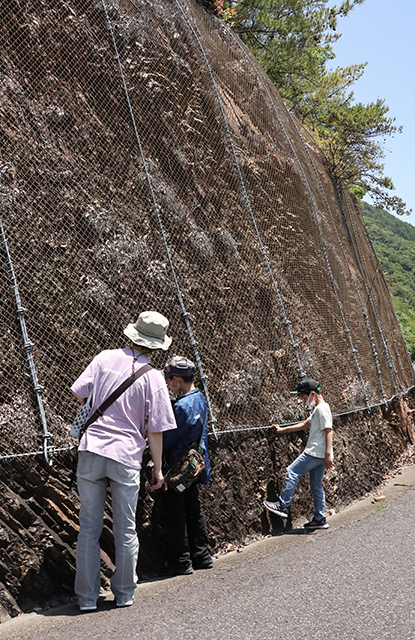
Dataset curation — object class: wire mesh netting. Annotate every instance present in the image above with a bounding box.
[0,0,413,463]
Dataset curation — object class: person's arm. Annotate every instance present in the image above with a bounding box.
[147,431,164,490]
[324,428,334,470]
[71,390,84,403]
[274,419,310,435]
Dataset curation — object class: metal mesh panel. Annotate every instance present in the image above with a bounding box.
[0,0,413,461]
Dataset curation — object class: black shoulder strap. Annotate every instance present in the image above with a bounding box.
[84,363,153,430]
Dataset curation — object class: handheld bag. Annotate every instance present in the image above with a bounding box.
[70,389,94,438]
[166,413,208,493]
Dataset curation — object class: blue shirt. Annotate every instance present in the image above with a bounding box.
[163,389,211,484]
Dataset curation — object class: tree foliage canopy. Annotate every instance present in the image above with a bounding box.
[212,0,410,216]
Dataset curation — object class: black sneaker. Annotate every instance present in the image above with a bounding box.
[193,561,213,570]
[193,557,213,570]
[263,499,289,519]
[159,564,194,578]
[303,517,329,530]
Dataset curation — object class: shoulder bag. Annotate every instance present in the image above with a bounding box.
[166,412,208,493]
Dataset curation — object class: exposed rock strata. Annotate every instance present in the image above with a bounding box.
[0,396,414,619]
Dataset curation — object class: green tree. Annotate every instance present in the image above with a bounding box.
[216,1,363,112]
[213,0,411,216]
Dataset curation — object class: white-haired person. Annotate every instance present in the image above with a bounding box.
[264,378,334,530]
[71,311,176,611]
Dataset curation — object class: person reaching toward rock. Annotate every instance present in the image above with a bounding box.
[71,311,176,611]
[161,356,213,576]
[264,378,334,530]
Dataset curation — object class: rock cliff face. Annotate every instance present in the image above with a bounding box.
[0,0,414,619]
[0,399,414,620]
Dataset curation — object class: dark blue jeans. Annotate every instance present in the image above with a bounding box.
[280,451,326,520]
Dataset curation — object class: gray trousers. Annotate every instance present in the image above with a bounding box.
[75,451,141,608]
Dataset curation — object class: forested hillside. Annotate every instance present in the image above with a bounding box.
[363,202,415,360]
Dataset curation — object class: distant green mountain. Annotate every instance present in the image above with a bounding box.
[362,201,415,361]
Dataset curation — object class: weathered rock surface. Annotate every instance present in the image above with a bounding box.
[0,395,414,618]
[0,0,414,619]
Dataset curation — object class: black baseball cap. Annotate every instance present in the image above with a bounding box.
[290,378,321,395]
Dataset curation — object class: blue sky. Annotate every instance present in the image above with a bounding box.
[328,0,415,226]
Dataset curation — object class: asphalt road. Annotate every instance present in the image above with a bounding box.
[2,466,415,640]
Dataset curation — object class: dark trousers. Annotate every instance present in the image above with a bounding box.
[163,483,211,570]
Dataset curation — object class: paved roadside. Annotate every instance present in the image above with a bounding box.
[1,464,415,640]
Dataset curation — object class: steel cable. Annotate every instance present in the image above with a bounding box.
[220,21,369,407]
[0,216,52,466]
[100,0,218,438]
[172,0,306,381]
[342,189,402,393]
[291,120,403,396]
[287,114,386,403]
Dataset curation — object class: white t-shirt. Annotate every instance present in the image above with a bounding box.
[304,401,333,459]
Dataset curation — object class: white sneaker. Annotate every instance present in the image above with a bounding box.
[116,598,134,608]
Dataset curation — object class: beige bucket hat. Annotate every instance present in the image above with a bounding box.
[124,311,172,351]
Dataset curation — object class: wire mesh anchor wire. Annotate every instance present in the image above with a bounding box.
[354,203,411,390]
[0,383,413,459]
[376,275,410,390]
[275,117,406,396]
[0,445,73,462]
[221,25,369,408]
[287,114,387,404]
[0,381,413,457]
[1,382,413,458]
[300,125,406,395]
[173,0,305,382]
[382,282,414,387]
[342,189,402,394]
[0,215,52,467]
[342,190,405,394]
[339,188,402,393]
[212,386,415,435]
[100,0,218,439]
[386,274,415,387]
[337,183,399,395]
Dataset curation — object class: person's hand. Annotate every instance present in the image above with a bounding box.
[325,453,334,470]
[150,468,164,490]
[274,424,283,434]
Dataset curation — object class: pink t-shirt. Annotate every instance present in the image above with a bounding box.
[71,348,176,469]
